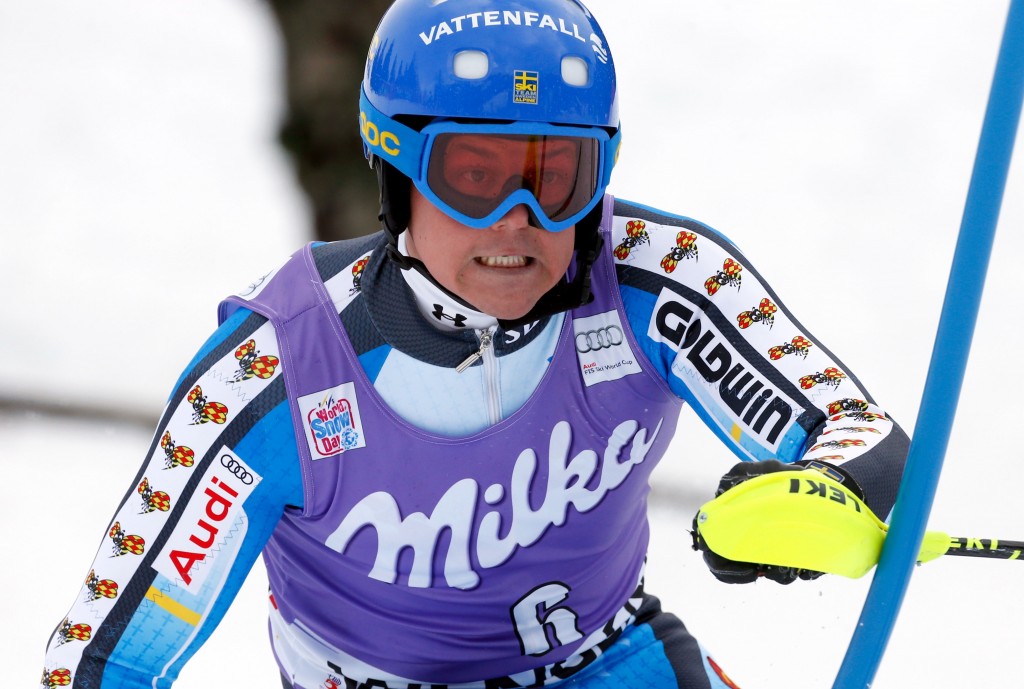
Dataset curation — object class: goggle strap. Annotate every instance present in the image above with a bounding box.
[604,130,622,187]
[359,90,426,180]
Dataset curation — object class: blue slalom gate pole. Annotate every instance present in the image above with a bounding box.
[832,2,1024,687]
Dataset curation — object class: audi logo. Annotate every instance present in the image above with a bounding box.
[575,325,624,353]
[220,454,254,485]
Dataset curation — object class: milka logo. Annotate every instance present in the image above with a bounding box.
[419,11,586,45]
[325,419,662,589]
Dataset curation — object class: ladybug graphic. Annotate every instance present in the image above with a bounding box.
[108,521,145,557]
[823,426,881,436]
[137,477,171,514]
[799,367,847,390]
[614,219,651,260]
[768,335,813,360]
[349,256,370,296]
[160,431,195,469]
[41,668,71,687]
[830,410,887,424]
[737,298,777,329]
[84,569,118,602]
[704,258,743,295]
[809,438,868,452]
[826,398,869,416]
[55,617,92,646]
[660,230,698,273]
[231,339,280,382]
[187,385,228,425]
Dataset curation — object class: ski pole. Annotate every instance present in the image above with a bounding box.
[941,537,1024,561]
[832,2,1024,686]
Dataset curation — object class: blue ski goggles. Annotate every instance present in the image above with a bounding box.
[360,91,621,232]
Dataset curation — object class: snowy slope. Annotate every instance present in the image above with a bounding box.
[3,1,1021,687]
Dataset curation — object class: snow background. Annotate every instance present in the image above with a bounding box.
[2,1,1021,686]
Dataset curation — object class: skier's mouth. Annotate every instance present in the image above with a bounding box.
[475,255,530,268]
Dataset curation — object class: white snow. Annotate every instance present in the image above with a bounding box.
[2,1,1021,687]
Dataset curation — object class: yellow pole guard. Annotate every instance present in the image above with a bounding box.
[695,470,952,579]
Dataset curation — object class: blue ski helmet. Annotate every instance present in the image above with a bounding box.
[361,0,620,234]
[364,0,618,129]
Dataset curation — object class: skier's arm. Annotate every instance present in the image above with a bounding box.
[611,199,907,519]
[41,307,303,688]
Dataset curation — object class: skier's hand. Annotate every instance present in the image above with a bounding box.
[691,460,826,585]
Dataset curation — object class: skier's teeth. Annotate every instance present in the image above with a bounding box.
[478,256,527,267]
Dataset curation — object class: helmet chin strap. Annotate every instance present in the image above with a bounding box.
[373,157,604,331]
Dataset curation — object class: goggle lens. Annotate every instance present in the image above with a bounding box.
[426,133,599,224]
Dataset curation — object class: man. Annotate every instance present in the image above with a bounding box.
[42,1,907,687]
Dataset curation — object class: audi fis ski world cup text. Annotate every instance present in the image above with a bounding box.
[573,311,643,387]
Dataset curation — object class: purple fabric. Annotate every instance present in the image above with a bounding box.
[224,195,683,683]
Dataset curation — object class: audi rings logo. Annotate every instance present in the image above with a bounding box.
[220,454,254,485]
[576,325,624,353]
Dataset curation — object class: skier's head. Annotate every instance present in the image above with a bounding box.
[360,0,620,324]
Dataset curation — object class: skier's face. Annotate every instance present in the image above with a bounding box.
[405,188,576,320]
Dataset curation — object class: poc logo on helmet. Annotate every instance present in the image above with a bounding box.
[360,111,401,156]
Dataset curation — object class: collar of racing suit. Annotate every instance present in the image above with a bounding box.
[340,235,557,369]
[395,233,499,333]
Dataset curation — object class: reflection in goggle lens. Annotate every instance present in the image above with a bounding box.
[427,133,599,223]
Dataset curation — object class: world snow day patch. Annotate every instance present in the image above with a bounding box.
[298,382,367,459]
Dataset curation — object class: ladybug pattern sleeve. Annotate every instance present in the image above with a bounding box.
[611,199,907,518]
[42,306,303,688]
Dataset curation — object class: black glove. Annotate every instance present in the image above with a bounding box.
[691,460,826,585]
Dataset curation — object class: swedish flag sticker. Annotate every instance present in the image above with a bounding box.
[513,70,539,105]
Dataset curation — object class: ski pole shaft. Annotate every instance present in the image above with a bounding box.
[918,530,1024,564]
[833,2,1024,686]
[943,537,1024,560]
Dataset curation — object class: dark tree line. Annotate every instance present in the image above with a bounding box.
[266,0,394,242]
